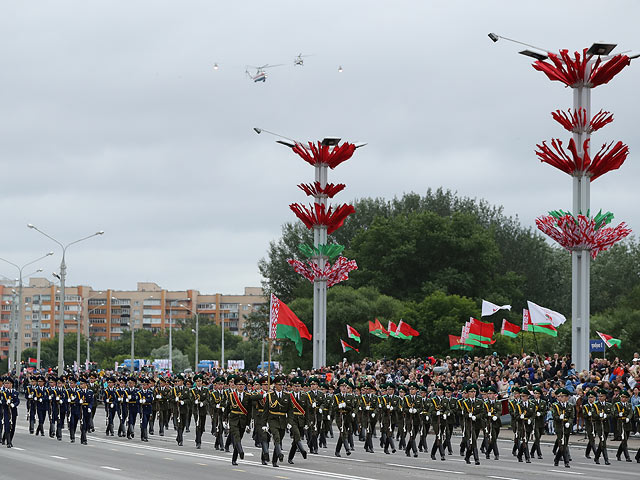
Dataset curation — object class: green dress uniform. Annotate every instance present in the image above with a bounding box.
[191,384,210,448]
[358,387,379,453]
[417,389,430,454]
[153,383,170,436]
[227,386,252,465]
[613,393,633,462]
[379,388,398,454]
[530,391,548,459]
[484,396,502,459]
[403,391,422,457]
[551,393,574,467]
[305,385,321,454]
[582,395,598,459]
[287,386,310,463]
[331,382,353,457]
[514,393,535,463]
[507,392,521,456]
[593,394,612,464]
[318,387,332,448]
[171,382,190,446]
[427,392,450,460]
[251,387,270,465]
[460,385,485,465]
[262,383,292,467]
[209,384,226,449]
[444,390,457,454]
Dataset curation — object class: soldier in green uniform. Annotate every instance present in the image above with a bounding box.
[171,375,190,446]
[461,384,485,465]
[191,374,210,449]
[155,377,170,436]
[427,383,449,461]
[227,376,252,465]
[262,375,291,467]
[379,382,398,454]
[593,388,612,465]
[318,381,332,449]
[515,387,535,463]
[87,372,100,433]
[485,386,502,460]
[507,387,521,457]
[209,376,226,450]
[444,385,456,455]
[530,386,547,459]
[417,385,430,453]
[331,378,353,457]
[403,382,422,457]
[305,377,321,454]
[582,390,598,459]
[457,387,469,456]
[287,376,309,464]
[251,376,270,465]
[614,390,633,462]
[633,402,640,463]
[361,381,380,453]
[552,388,574,468]
[396,384,408,450]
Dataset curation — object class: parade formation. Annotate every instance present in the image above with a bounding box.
[2,354,639,470]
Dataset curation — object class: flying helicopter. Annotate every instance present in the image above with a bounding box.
[245,64,284,83]
[294,53,313,66]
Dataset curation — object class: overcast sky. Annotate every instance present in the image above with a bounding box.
[1,1,638,295]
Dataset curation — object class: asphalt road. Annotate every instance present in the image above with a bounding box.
[2,410,638,480]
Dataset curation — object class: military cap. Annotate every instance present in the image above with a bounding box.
[520,387,530,396]
[175,374,185,381]
[435,382,445,390]
[235,376,248,385]
[273,375,285,384]
[185,378,193,384]
[398,384,409,393]
[382,382,395,389]
[337,378,350,386]
[532,387,543,394]
[486,385,498,394]
[256,376,268,385]
[555,388,570,396]
[464,384,479,393]
[597,388,608,396]
[291,376,305,385]
[444,385,454,392]
[407,382,419,389]
[620,390,630,398]
[586,390,597,398]
[307,376,319,385]
[214,376,225,383]
[193,374,203,381]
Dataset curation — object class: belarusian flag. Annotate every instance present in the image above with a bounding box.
[346,324,361,343]
[395,320,419,340]
[369,318,389,338]
[449,335,474,351]
[341,339,359,353]
[526,301,566,328]
[28,357,37,366]
[500,319,520,338]
[481,300,512,317]
[522,309,557,337]
[468,318,494,343]
[388,321,400,338]
[597,331,621,348]
[269,294,312,356]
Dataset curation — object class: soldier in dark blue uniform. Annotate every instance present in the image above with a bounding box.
[126,376,140,439]
[78,377,94,445]
[2,376,20,448]
[34,375,49,436]
[116,377,128,437]
[103,376,119,436]
[55,376,68,441]
[139,377,155,442]
[66,376,81,443]
[46,376,59,438]
[25,375,37,434]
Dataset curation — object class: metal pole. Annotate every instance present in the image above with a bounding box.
[16,278,24,370]
[131,319,134,373]
[312,161,329,368]
[59,252,66,374]
[221,315,225,370]
[169,303,173,373]
[261,338,265,365]
[195,313,199,369]
[76,312,81,372]
[8,292,17,373]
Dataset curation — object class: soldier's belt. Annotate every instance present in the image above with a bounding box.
[257,408,264,412]
[270,412,286,416]
[293,412,305,416]
[231,410,247,415]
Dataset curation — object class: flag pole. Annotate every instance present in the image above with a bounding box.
[267,337,272,391]
[603,341,606,360]
[531,327,541,364]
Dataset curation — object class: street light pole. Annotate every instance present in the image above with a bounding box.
[82,292,105,369]
[179,304,199,370]
[28,224,104,374]
[168,300,174,373]
[221,314,225,370]
[0,252,53,372]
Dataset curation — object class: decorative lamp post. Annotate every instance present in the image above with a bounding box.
[491,35,635,371]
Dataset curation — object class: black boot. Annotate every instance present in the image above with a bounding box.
[335,437,342,457]
[603,447,611,465]
[288,443,297,464]
[236,440,244,460]
[232,449,238,466]
[297,440,308,459]
[273,443,281,466]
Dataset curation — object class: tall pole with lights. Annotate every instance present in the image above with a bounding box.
[490,35,635,372]
[28,225,104,373]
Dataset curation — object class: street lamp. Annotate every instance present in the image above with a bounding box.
[0,252,53,372]
[179,304,199,370]
[27,224,104,374]
[81,292,104,369]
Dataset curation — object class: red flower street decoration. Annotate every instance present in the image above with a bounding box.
[288,256,358,288]
[551,108,614,133]
[290,203,355,234]
[536,211,631,259]
[535,138,629,181]
[532,49,630,88]
[297,182,346,198]
[292,141,356,169]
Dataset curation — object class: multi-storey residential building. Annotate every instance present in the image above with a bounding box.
[0,278,265,360]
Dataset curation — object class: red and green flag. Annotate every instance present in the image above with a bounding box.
[395,320,419,340]
[341,339,359,353]
[369,318,389,338]
[269,294,312,356]
[522,309,557,337]
[388,321,400,338]
[346,324,361,343]
[500,319,520,338]
[468,318,495,343]
[28,357,37,366]
[449,335,474,351]
[597,331,621,348]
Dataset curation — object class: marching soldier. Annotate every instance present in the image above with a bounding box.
[583,390,598,459]
[55,376,68,441]
[287,377,309,464]
[614,390,633,462]
[185,377,194,433]
[552,388,573,468]
[138,377,155,442]
[88,372,101,432]
[427,383,449,461]
[318,381,332,449]
[172,374,190,446]
[227,376,252,465]
[103,376,118,436]
[66,377,81,443]
[1,376,20,448]
[508,387,521,457]
[151,377,168,436]
[359,381,379,454]
[396,384,408,450]
[78,377,94,445]
[444,385,456,455]
[305,377,322,454]
[515,387,534,463]
[461,384,484,465]
[191,374,210,449]
[457,387,469,456]
[263,375,291,466]
[252,376,271,465]
[331,378,353,457]
[210,376,226,450]
[34,375,49,436]
[530,386,547,459]
[379,382,398,454]
[125,376,139,439]
[484,385,501,460]
[26,375,37,434]
[593,388,612,465]
[47,376,59,438]
[403,382,422,457]
[417,385,430,453]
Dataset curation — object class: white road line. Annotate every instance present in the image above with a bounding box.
[548,470,584,475]
[315,454,366,462]
[488,476,520,480]
[100,466,121,471]
[386,463,465,474]
[12,447,25,451]
[50,455,68,460]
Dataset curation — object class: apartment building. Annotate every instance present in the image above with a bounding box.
[0,278,265,360]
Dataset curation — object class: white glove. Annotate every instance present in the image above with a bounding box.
[118,397,123,402]
[262,426,268,432]
[619,412,623,417]
[175,397,180,402]
[180,400,184,405]
[127,395,131,400]
[312,402,317,408]
[223,422,229,429]
[88,408,92,413]
[468,413,474,418]
[156,395,162,399]
[471,415,476,421]
[49,396,53,400]
[587,411,592,417]
[200,402,204,407]
[38,398,42,403]
[70,396,76,401]
[221,407,225,412]
[442,413,447,419]
[389,406,394,411]
[141,399,146,404]
[56,396,60,401]
[527,419,531,425]
[246,426,251,433]
[371,413,376,418]
[559,413,564,420]
[599,412,604,418]
[326,415,331,420]
[436,410,441,416]
[110,403,114,408]
[492,415,497,421]
[10,403,14,408]
[216,403,220,408]
[603,413,608,418]
[520,414,525,419]
[287,423,291,429]
[536,412,541,417]
[564,422,570,428]
[358,407,362,411]
[339,402,346,409]
[351,413,356,418]
[303,425,308,430]
[28,394,33,399]
[319,408,323,414]
[366,406,370,411]
[625,418,630,423]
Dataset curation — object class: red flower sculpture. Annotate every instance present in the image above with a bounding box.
[532,49,630,88]
[551,108,614,133]
[292,141,356,169]
[287,256,358,287]
[290,203,355,234]
[535,138,629,181]
[297,182,346,198]
[536,212,631,259]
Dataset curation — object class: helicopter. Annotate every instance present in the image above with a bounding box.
[294,53,313,66]
[245,64,284,83]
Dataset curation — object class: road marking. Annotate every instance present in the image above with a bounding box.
[233,468,245,472]
[135,452,145,455]
[100,466,121,471]
[276,477,290,479]
[12,447,25,451]
[110,448,119,451]
[549,470,584,475]
[50,455,68,460]
[386,463,465,474]
[196,463,207,466]
[315,454,366,462]
[163,457,174,460]
[488,476,520,480]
